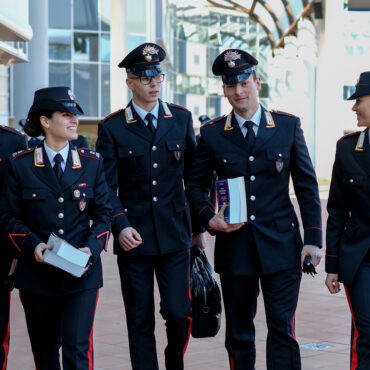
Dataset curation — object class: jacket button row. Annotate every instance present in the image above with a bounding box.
[152,180,157,186]
[32,193,36,198]
[250,195,255,201]
[250,215,255,221]
[249,156,254,161]
[58,197,64,203]
[153,163,158,168]
[349,179,354,183]
[250,176,255,181]
[152,146,157,151]
[58,213,64,219]
[153,197,158,202]
[58,229,64,235]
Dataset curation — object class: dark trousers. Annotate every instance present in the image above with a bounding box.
[117,250,192,370]
[220,268,302,370]
[20,289,99,370]
[344,260,370,370]
[0,288,10,370]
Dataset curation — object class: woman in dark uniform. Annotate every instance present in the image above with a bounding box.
[325,71,370,370]
[0,87,112,370]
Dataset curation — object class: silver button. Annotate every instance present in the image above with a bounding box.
[349,179,354,183]
[250,215,255,221]
[249,156,254,162]
[153,163,158,168]
[81,149,85,153]
[58,213,64,219]
[152,146,157,151]
[223,159,227,163]
[32,193,36,198]
[250,175,255,181]
[291,222,295,227]
[83,193,86,197]
[250,195,256,201]
[129,150,133,155]
[152,180,157,186]
[123,208,128,212]
[279,153,282,157]
[58,197,64,203]
[153,196,158,202]
[58,229,64,235]
[176,144,180,148]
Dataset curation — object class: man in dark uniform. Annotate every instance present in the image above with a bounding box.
[325,71,370,370]
[0,125,27,369]
[96,43,203,370]
[187,49,322,370]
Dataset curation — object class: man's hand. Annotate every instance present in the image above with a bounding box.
[208,203,244,233]
[301,244,321,268]
[325,273,341,294]
[192,233,206,250]
[119,227,142,251]
[74,247,92,277]
[34,243,54,263]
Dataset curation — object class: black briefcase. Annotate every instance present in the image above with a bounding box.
[190,246,222,338]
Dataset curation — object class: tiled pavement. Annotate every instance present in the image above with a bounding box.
[7,196,353,369]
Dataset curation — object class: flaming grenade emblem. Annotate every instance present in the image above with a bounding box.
[224,50,241,68]
[142,45,159,62]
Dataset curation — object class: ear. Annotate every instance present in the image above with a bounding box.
[40,116,50,130]
[222,84,226,96]
[256,77,262,92]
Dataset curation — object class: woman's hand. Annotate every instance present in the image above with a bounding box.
[325,273,341,294]
[34,243,53,263]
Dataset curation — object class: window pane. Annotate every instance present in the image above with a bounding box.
[49,0,70,29]
[101,34,110,62]
[73,32,99,61]
[127,0,146,34]
[74,0,98,30]
[74,64,98,117]
[101,64,110,117]
[126,34,146,53]
[101,0,111,31]
[49,62,71,87]
[49,29,71,60]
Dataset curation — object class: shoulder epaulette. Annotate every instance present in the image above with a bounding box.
[202,115,225,128]
[271,110,297,118]
[0,125,24,137]
[12,148,34,160]
[102,109,124,123]
[167,103,190,113]
[337,131,360,142]
[78,148,100,160]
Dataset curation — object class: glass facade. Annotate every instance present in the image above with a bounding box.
[48,0,111,118]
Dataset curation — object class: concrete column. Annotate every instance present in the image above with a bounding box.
[13,0,48,126]
[110,0,126,111]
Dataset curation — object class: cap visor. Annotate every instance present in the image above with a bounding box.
[222,72,251,85]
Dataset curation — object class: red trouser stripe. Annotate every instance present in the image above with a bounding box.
[183,316,192,355]
[229,355,234,370]
[292,313,296,339]
[88,290,100,370]
[1,293,10,370]
[344,285,359,370]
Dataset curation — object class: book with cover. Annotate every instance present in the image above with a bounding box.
[43,233,90,277]
[216,176,247,224]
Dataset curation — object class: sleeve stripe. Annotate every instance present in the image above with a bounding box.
[113,212,124,218]
[9,233,26,251]
[96,231,110,251]
[306,226,322,230]
[326,254,338,258]
[197,206,208,217]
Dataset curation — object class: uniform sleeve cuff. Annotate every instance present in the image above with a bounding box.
[304,227,322,247]
[112,213,130,236]
[325,255,338,274]
[198,206,215,229]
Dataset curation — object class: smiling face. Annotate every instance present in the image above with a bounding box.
[222,73,261,118]
[352,95,370,128]
[126,73,163,111]
[41,111,79,147]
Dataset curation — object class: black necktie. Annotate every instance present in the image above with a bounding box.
[145,113,156,133]
[53,153,63,181]
[244,121,256,149]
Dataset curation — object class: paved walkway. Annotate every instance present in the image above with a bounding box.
[7,198,353,369]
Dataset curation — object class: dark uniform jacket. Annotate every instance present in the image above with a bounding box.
[0,126,28,283]
[326,129,370,285]
[96,100,198,256]
[0,144,112,296]
[187,107,322,276]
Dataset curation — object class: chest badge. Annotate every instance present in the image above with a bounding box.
[79,200,87,212]
[275,159,284,172]
[174,151,182,160]
[74,189,81,199]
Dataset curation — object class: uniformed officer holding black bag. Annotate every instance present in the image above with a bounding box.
[0,87,112,370]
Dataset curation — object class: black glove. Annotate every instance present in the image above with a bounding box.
[3,273,16,291]
[302,256,317,277]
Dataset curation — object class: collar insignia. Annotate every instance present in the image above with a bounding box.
[224,50,241,68]
[71,149,82,169]
[34,147,45,167]
[224,112,234,131]
[162,102,173,118]
[142,45,159,62]
[265,111,276,128]
[125,106,137,124]
[355,130,366,152]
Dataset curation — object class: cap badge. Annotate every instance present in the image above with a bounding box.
[142,45,159,62]
[68,89,75,100]
[224,50,241,68]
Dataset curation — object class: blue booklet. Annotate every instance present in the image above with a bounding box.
[216,176,247,224]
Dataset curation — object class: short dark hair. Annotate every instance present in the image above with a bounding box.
[24,110,54,137]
